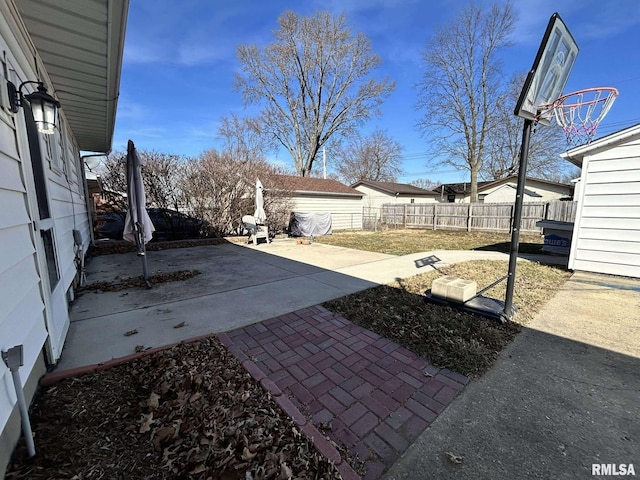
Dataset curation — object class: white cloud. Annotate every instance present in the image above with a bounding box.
[123,127,166,139]
[116,100,147,119]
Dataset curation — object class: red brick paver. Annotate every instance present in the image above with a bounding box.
[225,305,468,479]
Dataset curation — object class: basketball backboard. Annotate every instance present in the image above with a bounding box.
[514,13,579,126]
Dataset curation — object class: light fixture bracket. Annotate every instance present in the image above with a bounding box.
[6,80,60,134]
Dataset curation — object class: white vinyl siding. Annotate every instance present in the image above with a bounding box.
[291,194,363,231]
[569,138,640,278]
[475,180,571,203]
[354,184,437,211]
[0,103,48,434]
[482,185,541,203]
[0,3,90,447]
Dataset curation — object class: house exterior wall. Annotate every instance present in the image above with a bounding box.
[456,179,571,203]
[482,185,541,203]
[355,185,437,211]
[290,193,363,231]
[569,139,640,278]
[0,3,90,470]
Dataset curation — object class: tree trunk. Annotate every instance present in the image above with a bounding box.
[470,165,479,203]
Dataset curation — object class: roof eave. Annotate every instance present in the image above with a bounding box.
[561,123,640,167]
[15,0,129,153]
[292,189,363,197]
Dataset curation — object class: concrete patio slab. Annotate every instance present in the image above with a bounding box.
[60,240,392,370]
[57,239,566,374]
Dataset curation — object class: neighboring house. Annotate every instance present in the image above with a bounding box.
[351,180,439,210]
[433,176,573,203]
[0,0,128,472]
[268,175,364,231]
[561,123,640,278]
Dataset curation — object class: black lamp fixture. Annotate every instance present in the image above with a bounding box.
[7,80,60,135]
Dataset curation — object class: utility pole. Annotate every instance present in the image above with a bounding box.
[323,147,327,179]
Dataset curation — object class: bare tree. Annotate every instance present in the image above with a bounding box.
[98,150,186,211]
[235,10,395,177]
[481,72,570,181]
[410,178,439,190]
[141,151,186,211]
[97,152,127,210]
[416,2,516,202]
[334,128,403,184]
[179,150,292,236]
[218,113,271,163]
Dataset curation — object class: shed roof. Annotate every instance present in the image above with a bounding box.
[351,180,437,196]
[268,175,363,196]
[15,0,129,153]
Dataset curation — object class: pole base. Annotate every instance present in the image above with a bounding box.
[424,291,515,323]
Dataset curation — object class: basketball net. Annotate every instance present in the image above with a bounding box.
[537,87,619,146]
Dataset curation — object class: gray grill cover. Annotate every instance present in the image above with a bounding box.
[289,212,332,237]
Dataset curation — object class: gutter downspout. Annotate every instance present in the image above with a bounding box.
[2,345,36,457]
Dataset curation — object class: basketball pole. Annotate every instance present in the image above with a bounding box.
[504,118,533,319]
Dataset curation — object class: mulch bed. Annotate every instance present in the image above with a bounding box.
[6,337,342,479]
[79,270,202,292]
[91,237,243,256]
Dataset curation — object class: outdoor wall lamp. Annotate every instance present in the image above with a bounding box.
[7,80,60,134]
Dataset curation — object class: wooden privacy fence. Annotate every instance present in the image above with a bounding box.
[380,201,577,233]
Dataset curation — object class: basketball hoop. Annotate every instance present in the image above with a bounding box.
[538,87,619,146]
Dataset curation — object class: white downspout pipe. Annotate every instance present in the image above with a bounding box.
[2,345,36,457]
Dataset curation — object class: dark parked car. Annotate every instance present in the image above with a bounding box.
[96,208,207,241]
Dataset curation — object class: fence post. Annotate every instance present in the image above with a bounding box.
[433,204,437,230]
[509,204,514,233]
[467,203,472,232]
[403,205,407,227]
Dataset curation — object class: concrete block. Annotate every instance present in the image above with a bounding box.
[447,278,477,303]
[431,276,477,303]
[431,276,457,299]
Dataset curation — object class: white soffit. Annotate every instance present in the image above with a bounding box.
[15,0,129,152]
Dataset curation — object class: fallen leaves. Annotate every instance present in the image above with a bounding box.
[445,451,464,464]
[147,392,160,410]
[139,413,154,433]
[79,269,202,293]
[6,336,341,479]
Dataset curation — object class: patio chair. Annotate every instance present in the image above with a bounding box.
[242,215,270,245]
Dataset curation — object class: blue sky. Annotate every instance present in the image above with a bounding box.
[112,0,640,184]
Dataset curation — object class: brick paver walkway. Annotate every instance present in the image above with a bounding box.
[223,305,469,479]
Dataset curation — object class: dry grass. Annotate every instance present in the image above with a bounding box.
[316,229,543,256]
[324,260,571,378]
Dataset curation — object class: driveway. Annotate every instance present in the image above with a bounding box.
[384,271,640,479]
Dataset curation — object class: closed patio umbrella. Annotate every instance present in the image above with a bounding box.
[254,177,266,225]
[123,140,155,286]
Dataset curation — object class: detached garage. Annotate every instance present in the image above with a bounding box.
[561,124,640,278]
[268,175,364,231]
